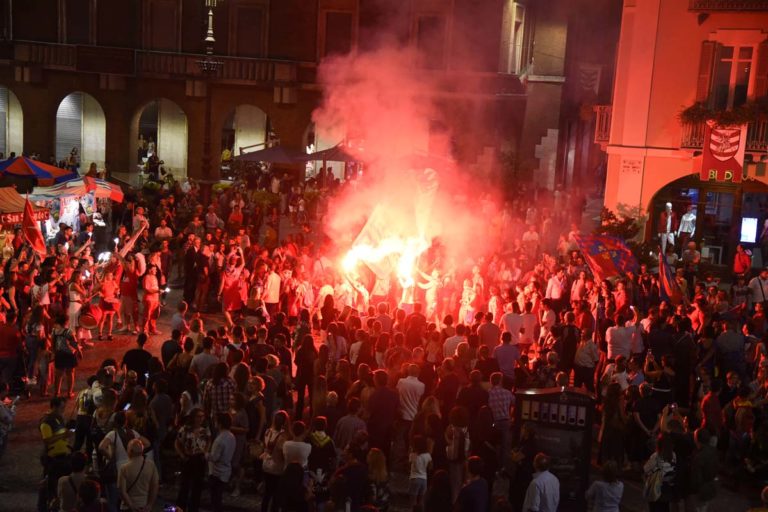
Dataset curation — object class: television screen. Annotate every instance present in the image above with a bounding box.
[741,217,758,244]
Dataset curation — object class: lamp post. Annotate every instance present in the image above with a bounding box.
[196,0,222,205]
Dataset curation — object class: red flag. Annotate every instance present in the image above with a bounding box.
[22,197,46,257]
[700,121,747,183]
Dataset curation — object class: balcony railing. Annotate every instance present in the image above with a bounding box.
[681,120,768,154]
[8,41,298,85]
[593,105,612,145]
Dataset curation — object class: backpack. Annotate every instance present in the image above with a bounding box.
[54,329,73,354]
[643,459,665,502]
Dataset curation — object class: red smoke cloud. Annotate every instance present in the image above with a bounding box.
[313,42,502,277]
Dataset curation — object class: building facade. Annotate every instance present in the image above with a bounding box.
[599,0,768,266]
[0,0,601,189]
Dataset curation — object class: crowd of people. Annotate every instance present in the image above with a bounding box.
[1,168,768,512]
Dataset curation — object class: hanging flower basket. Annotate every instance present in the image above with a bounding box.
[679,98,768,126]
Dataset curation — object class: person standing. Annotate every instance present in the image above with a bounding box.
[522,453,560,512]
[174,407,210,512]
[118,439,159,512]
[395,364,425,470]
[207,413,236,512]
[455,456,489,512]
[294,334,318,419]
[585,460,623,512]
[39,397,72,511]
[0,310,22,387]
[493,332,520,389]
[141,265,161,335]
[488,372,514,470]
[262,263,281,319]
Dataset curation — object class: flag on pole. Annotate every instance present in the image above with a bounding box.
[658,251,684,306]
[572,234,637,280]
[22,197,47,257]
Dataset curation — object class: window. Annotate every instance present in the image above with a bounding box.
[416,15,445,69]
[65,0,91,44]
[712,46,753,109]
[231,4,267,57]
[696,32,768,108]
[323,11,354,57]
[499,1,525,74]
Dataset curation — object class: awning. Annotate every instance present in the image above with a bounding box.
[30,177,125,203]
[0,156,79,185]
[303,144,362,163]
[0,187,49,227]
[235,145,307,164]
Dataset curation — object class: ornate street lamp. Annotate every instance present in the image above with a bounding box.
[196,0,223,203]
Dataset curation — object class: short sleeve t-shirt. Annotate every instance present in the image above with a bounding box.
[409,452,432,480]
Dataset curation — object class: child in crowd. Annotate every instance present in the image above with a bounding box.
[408,434,432,508]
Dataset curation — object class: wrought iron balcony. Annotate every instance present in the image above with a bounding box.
[681,120,768,154]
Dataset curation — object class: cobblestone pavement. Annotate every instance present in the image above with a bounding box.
[0,290,761,511]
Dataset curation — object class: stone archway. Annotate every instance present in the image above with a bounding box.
[55,91,105,170]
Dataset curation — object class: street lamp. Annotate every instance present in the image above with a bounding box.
[196,0,223,203]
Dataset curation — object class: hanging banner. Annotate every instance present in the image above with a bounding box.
[700,121,747,183]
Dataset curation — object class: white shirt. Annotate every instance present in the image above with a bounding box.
[282,440,312,468]
[443,335,464,358]
[678,212,696,235]
[545,276,565,300]
[748,276,768,304]
[409,452,432,480]
[605,325,632,360]
[500,313,524,344]
[520,313,538,343]
[263,271,281,304]
[396,376,425,421]
[523,470,560,512]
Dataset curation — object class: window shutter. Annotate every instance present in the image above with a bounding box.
[55,93,83,163]
[755,39,768,99]
[696,40,717,104]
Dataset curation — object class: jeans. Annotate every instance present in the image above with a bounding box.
[262,472,281,512]
[494,419,511,470]
[177,454,206,512]
[209,475,227,512]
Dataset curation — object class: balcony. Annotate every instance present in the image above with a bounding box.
[5,41,304,86]
[681,120,768,154]
[593,104,612,147]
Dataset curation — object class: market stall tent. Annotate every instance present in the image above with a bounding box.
[30,177,124,202]
[0,156,78,185]
[0,187,49,227]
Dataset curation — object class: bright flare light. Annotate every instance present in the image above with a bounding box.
[342,236,429,288]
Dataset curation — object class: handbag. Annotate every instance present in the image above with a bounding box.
[248,439,265,459]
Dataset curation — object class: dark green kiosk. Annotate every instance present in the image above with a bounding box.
[514,387,595,511]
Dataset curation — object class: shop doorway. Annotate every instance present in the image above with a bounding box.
[130,99,188,180]
[649,174,768,268]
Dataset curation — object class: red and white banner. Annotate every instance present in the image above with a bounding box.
[700,121,747,183]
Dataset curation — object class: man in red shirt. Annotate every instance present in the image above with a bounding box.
[0,311,22,386]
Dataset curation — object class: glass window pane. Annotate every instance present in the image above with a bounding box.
[739,47,753,60]
[734,63,751,108]
[719,46,734,59]
[712,58,732,109]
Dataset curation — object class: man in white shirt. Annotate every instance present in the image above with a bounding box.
[443,324,467,358]
[605,315,632,360]
[397,364,425,422]
[748,268,768,309]
[262,264,281,318]
[523,453,560,512]
[545,268,567,312]
[499,302,524,345]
